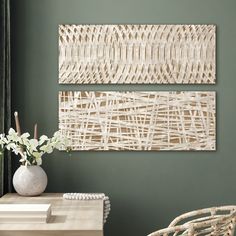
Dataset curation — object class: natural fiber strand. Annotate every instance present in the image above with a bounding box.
[148,206,236,236]
[59,91,216,151]
[59,24,215,84]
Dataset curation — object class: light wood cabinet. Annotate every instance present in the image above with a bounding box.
[0,193,104,236]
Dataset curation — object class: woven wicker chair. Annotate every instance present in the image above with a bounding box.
[148,206,236,236]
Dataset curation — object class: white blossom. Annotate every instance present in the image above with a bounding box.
[39,135,49,145]
[7,128,20,142]
[1,128,70,166]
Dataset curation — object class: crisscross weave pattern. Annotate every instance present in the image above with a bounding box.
[59,24,215,84]
[59,91,216,151]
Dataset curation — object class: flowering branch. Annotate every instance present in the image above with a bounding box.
[0,128,70,166]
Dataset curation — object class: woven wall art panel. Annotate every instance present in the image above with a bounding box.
[59,24,215,84]
[59,91,216,151]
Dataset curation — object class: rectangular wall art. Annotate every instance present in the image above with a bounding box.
[59,91,216,151]
[59,24,216,84]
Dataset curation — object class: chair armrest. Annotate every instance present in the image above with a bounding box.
[148,224,189,236]
[168,206,236,227]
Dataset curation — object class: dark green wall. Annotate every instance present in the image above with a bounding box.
[10,0,236,235]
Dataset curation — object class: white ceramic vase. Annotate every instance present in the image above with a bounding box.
[13,165,48,196]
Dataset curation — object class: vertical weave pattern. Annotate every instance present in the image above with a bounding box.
[59,91,215,151]
[59,24,215,84]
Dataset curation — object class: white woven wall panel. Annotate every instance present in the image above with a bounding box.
[59,25,215,84]
[59,91,216,151]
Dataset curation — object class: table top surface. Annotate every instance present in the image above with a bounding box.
[0,193,104,231]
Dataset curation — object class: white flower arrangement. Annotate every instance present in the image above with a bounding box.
[0,128,70,166]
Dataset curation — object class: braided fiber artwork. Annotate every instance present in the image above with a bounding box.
[59,91,216,151]
[59,24,215,84]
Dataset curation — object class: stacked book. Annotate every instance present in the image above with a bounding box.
[0,204,51,223]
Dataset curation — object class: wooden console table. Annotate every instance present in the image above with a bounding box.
[0,193,104,236]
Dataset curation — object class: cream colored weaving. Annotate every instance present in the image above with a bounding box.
[59,24,215,84]
[148,206,236,236]
[59,91,216,151]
